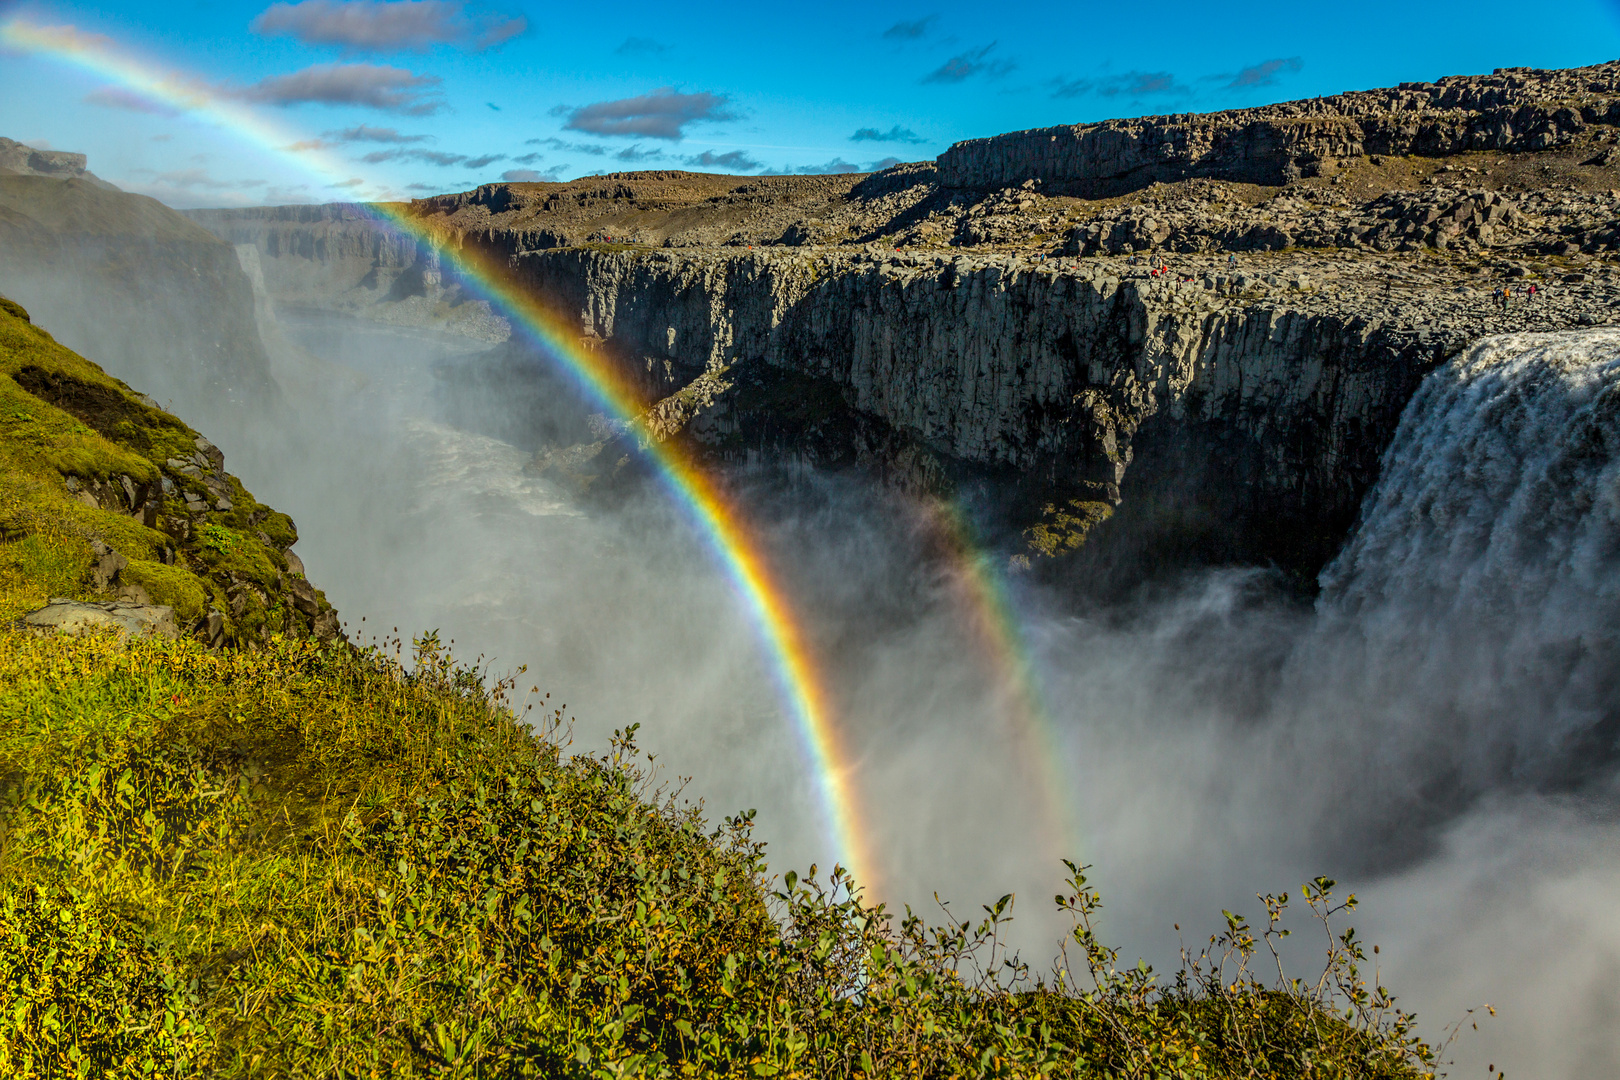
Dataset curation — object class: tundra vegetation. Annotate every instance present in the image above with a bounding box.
[0,294,1453,1077]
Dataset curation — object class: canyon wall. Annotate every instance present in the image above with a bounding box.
[181,57,1620,584]
[0,173,277,420]
[939,61,1620,194]
[476,243,1457,577]
[184,203,508,340]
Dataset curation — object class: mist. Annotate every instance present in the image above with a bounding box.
[27,276,1620,1078]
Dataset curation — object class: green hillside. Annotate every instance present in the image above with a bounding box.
[0,295,1437,1078]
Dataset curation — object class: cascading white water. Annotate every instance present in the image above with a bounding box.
[1315,330,1620,796]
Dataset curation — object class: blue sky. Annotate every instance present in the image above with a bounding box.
[2,0,1619,208]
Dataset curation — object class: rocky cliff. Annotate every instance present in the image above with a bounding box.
[0,162,278,421]
[937,60,1620,194]
[186,58,1620,584]
[481,243,1620,578]
[0,136,118,189]
[0,294,338,645]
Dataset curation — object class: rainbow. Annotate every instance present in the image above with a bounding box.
[0,18,884,890]
[911,499,1078,863]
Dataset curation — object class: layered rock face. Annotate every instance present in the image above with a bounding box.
[188,58,1620,582]
[493,245,1556,574]
[184,202,510,340]
[0,136,117,188]
[0,167,278,419]
[938,60,1620,194]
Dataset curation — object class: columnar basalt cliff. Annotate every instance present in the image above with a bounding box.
[937,61,1620,194]
[185,58,1620,583]
[480,245,1484,574]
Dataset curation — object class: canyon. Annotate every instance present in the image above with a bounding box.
[7,58,1620,1077]
[185,60,1620,585]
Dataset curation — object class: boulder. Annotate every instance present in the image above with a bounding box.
[23,598,180,639]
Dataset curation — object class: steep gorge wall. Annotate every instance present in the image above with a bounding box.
[0,175,277,421]
[184,203,427,310]
[489,244,1452,574]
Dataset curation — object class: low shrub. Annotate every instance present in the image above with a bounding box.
[0,628,1444,1078]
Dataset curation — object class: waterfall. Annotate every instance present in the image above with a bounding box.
[1312,329,1620,795]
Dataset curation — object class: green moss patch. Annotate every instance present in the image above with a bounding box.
[119,559,209,621]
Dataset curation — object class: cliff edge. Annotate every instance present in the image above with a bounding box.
[0,294,336,645]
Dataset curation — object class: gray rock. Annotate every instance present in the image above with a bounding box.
[23,598,179,639]
[288,576,320,616]
[938,61,1620,193]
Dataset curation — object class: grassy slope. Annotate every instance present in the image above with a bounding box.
[0,297,330,641]
[0,296,1436,1078]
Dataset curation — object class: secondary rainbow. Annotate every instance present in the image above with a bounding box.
[0,18,883,891]
[914,499,1079,862]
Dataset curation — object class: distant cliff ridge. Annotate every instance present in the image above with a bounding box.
[183,202,509,340]
[183,57,1620,584]
[0,135,118,189]
[938,60,1620,194]
[0,162,278,420]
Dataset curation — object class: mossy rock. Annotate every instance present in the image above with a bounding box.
[0,295,335,644]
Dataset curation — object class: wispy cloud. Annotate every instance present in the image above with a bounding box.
[10,23,112,53]
[239,62,444,114]
[500,167,563,182]
[793,157,861,174]
[615,145,664,162]
[83,86,180,115]
[123,165,274,206]
[685,148,759,171]
[1051,70,1188,100]
[463,153,504,168]
[1219,56,1303,90]
[133,167,266,190]
[882,16,935,40]
[525,137,608,155]
[326,123,431,143]
[251,0,526,52]
[554,87,736,140]
[360,147,463,164]
[922,43,1013,84]
[615,36,670,56]
[867,156,903,171]
[850,125,924,144]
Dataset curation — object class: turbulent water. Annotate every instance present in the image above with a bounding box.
[98,308,1620,1077]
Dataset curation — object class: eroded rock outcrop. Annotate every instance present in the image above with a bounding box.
[938,61,1620,194]
[1,295,340,647]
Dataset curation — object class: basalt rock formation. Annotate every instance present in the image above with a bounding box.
[0,136,118,188]
[0,158,278,420]
[186,58,1620,585]
[938,61,1620,194]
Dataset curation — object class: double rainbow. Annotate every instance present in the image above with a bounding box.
[2,15,1082,892]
